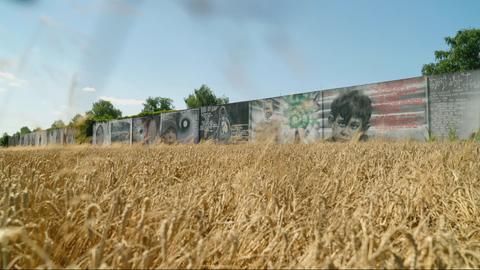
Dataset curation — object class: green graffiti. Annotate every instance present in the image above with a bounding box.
[283,93,314,107]
[284,93,319,129]
[287,107,312,129]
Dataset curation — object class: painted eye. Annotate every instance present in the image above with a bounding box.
[350,123,360,130]
[338,121,347,128]
[180,118,190,129]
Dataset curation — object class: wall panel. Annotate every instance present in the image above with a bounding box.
[160,109,199,144]
[93,122,111,146]
[200,103,249,143]
[250,92,322,143]
[110,119,132,144]
[429,70,480,139]
[322,77,428,141]
[132,115,160,144]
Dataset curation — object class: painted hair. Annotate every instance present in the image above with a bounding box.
[329,90,372,131]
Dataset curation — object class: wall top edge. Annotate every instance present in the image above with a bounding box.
[427,68,480,80]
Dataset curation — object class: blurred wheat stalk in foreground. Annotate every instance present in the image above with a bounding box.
[0,141,480,268]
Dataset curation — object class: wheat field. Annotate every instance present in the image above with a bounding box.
[0,141,480,269]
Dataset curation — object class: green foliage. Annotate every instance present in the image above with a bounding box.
[422,28,480,76]
[428,131,437,142]
[471,130,480,142]
[51,120,66,129]
[184,84,229,109]
[87,100,122,120]
[142,97,174,113]
[119,109,175,120]
[19,126,31,135]
[0,133,9,147]
[33,127,42,132]
[69,114,82,126]
[448,124,458,141]
[68,114,94,144]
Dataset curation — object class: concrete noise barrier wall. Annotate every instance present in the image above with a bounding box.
[110,119,132,144]
[200,103,249,143]
[160,109,200,144]
[132,115,160,144]
[8,128,77,147]
[93,122,111,146]
[322,76,428,141]
[429,69,480,139]
[8,69,480,148]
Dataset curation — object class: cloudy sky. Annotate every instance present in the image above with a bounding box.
[1,0,479,134]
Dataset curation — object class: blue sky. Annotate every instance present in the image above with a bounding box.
[1,0,479,134]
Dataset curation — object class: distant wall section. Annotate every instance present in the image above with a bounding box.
[429,69,480,139]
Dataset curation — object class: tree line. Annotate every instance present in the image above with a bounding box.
[1,28,479,147]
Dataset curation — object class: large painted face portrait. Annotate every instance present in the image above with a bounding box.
[263,100,274,120]
[328,90,372,142]
[163,127,177,144]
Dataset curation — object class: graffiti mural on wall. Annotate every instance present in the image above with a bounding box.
[34,131,47,146]
[47,129,61,145]
[93,122,111,145]
[64,129,76,144]
[13,134,19,146]
[23,133,34,146]
[110,119,132,144]
[250,92,322,143]
[323,76,428,141]
[11,128,74,147]
[200,103,249,142]
[324,90,372,141]
[160,109,199,144]
[132,116,160,144]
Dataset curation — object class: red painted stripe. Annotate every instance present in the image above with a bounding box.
[370,113,425,128]
[372,98,425,113]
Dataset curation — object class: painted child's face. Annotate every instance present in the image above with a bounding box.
[164,129,177,144]
[264,102,274,120]
[331,115,364,141]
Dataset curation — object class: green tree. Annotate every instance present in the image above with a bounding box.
[184,84,229,109]
[0,133,9,147]
[33,127,42,132]
[142,97,174,113]
[51,120,66,129]
[69,114,82,126]
[422,29,480,76]
[69,114,92,144]
[87,99,122,120]
[19,126,31,135]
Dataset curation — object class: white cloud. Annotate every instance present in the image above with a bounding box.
[81,86,96,92]
[98,96,144,106]
[0,71,26,89]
